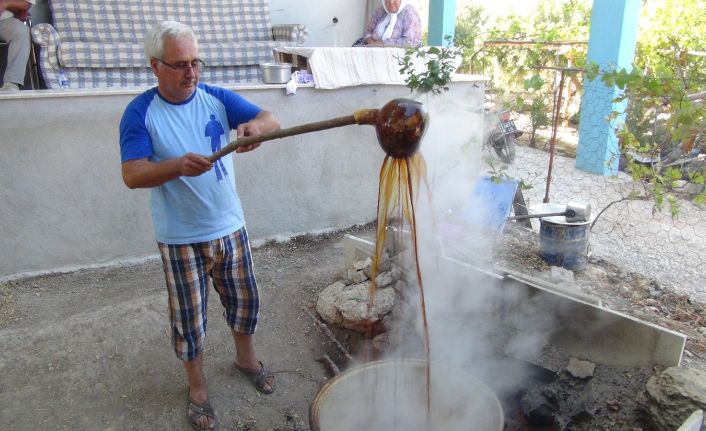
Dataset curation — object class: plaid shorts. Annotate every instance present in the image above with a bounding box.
[158,227,259,362]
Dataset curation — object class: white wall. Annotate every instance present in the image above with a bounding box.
[0,80,485,280]
[270,0,367,47]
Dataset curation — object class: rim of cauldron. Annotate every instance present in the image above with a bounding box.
[308,358,504,431]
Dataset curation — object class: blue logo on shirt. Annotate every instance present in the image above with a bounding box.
[205,114,227,181]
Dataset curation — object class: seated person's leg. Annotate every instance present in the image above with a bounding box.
[0,17,30,90]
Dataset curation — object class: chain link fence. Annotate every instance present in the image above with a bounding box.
[490,101,705,302]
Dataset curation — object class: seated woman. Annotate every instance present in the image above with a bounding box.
[354,0,422,47]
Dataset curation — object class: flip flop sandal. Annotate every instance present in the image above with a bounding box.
[186,396,219,431]
[234,360,276,394]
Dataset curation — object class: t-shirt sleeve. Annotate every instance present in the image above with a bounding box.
[119,94,153,163]
[203,84,262,130]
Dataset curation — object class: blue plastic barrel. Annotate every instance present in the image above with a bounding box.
[539,219,591,271]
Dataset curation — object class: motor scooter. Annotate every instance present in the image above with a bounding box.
[484,109,522,164]
[619,91,705,177]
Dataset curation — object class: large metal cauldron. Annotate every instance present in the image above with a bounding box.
[310,359,503,431]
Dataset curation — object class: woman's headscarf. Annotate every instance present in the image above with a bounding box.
[374,0,410,41]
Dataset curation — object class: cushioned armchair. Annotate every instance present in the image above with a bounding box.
[31,0,308,89]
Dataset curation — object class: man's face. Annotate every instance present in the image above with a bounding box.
[385,0,401,13]
[151,36,200,103]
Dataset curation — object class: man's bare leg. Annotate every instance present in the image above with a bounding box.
[184,353,216,429]
[232,332,275,392]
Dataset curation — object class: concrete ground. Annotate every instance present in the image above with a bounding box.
[0,231,353,431]
[1,224,704,430]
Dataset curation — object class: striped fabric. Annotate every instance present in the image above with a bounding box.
[158,228,260,362]
[31,0,308,88]
[272,24,308,42]
[33,65,265,89]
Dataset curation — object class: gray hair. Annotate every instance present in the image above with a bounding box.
[143,21,198,60]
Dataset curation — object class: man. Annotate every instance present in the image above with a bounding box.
[119,21,279,431]
[0,0,33,92]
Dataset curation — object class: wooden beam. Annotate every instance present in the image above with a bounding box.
[483,39,588,48]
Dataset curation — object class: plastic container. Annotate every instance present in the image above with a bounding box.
[57,70,70,89]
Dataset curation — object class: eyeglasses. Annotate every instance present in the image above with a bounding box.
[155,58,206,72]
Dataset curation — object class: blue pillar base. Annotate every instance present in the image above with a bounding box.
[576,79,624,176]
[576,0,640,176]
[428,0,456,45]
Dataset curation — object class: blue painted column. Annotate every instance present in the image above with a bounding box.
[428,0,456,46]
[576,0,641,175]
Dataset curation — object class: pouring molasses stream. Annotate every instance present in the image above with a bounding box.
[209,97,434,420]
[207,98,428,162]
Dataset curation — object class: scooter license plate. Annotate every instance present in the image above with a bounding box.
[500,120,517,135]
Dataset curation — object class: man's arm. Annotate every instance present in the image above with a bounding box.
[121,153,213,189]
[3,0,31,20]
[1,0,31,11]
[235,110,280,153]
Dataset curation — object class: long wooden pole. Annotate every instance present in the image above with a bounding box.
[208,114,359,162]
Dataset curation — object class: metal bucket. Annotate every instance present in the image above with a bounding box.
[539,218,591,271]
[309,359,504,431]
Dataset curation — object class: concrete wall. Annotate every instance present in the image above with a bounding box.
[0,80,483,280]
[270,0,366,47]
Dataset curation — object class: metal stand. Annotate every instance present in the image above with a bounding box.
[25,18,41,89]
[533,66,582,203]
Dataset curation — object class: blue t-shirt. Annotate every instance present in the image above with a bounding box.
[119,83,261,244]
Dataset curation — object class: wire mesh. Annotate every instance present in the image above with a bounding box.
[488,100,705,302]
